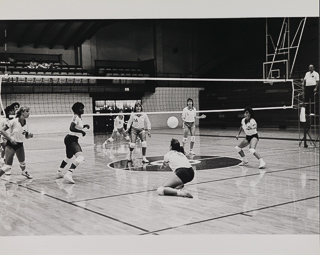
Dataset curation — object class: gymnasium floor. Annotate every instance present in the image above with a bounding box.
[0,126,318,237]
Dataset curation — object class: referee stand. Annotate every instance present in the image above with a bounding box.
[299,91,319,148]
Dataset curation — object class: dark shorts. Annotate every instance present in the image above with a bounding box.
[64,135,82,158]
[6,140,24,151]
[246,133,259,143]
[175,167,194,184]
[305,86,316,102]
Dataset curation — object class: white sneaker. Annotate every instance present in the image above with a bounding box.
[64,172,75,184]
[180,190,193,198]
[5,170,11,175]
[142,157,149,163]
[21,170,33,179]
[238,159,249,166]
[259,160,266,169]
[56,170,64,179]
[189,150,196,155]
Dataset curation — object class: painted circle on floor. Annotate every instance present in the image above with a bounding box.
[108,155,241,171]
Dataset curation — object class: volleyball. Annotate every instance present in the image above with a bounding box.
[167,116,179,128]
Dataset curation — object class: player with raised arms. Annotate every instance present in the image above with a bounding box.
[182,98,206,155]
[125,102,151,163]
[56,102,90,184]
[235,106,266,169]
[157,138,194,198]
[103,109,130,146]
[0,106,34,179]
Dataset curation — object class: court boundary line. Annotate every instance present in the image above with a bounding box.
[141,195,319,235]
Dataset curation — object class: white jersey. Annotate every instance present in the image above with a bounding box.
[127,112,151,130]
[6,118,29,143]
[241,118,258,136]
[164,150,192,171]
[0,117,9,143]
[68,115,84,138]
[182,107,197,122]
[304,71,319,86]
[113,116,125,131]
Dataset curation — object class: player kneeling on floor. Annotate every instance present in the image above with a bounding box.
[157,138,194,198]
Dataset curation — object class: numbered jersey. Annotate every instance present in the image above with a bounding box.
[127,113,151,130]
[241,118,258,136]
[6,118,29,143]
[182,107,197,123]
[68,115,84,138]
[113,116,125,131]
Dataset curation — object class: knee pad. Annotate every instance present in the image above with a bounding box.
[74,155,84,167]
[141,141,147,148]
[249,148,256,155]
[130,143,136,149]
[64,157,71,163]
[1,164,11,173]
[182,137,188,143]
[157,186,165,196]
[191,136,195,142]
[235,146,242,152]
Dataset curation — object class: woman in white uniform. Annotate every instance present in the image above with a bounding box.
[182,98,206,155]
[0,106,33,179]
[235,106,266,169]
[126,102,151,163]
[103,109,130,146]
[157,139,194,198]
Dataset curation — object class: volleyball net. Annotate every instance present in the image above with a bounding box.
[0,74,297,133]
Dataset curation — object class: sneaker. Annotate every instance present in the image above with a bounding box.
[142,157,149,163]
[64,172,75,184]
[21,171,33,179]
[238,159,249,166]
[180,191,193,198]
[5,170,11,175]
[259,161,266,169]
[56,170,64,179]
[189,150,196,155]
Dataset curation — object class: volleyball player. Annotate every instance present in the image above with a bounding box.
[182,98,206,155]
[56,102,90,184]
[0,106,15,169]
[10,102,20,114]
[0,106,34,179]
[125,102,151,163]
[157,139,194,198]
[103,109,130,146]
[235,106,266,169]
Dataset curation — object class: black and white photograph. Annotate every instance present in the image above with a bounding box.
[0,0,319,254]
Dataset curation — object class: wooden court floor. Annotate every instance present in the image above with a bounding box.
[0,127,318,237]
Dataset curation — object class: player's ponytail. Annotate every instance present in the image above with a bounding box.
[170,138,185,154]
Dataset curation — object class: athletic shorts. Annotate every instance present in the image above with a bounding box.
[64,134,82,158]
[184,122,195,129]
[6,140,24,151]
[246,133,259,143]
[175,167,194,184]
[131,127,144,136]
